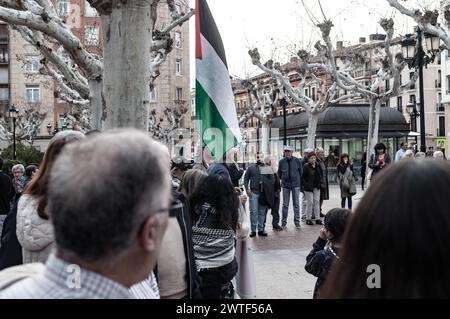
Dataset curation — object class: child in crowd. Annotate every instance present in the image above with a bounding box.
[305,208,352,298]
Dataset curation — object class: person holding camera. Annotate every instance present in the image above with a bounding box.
[368,143,391,181]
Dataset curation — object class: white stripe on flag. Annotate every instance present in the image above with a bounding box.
[197,34,241,142]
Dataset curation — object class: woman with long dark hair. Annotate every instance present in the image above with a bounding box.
[336,154,356,210]
[189,174,240,299]
[368,143,391,180]
[16,131,85,263]
[321,159,450,298]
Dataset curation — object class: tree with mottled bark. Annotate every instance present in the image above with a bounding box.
[386,0,450,49]
[0,108,47,145]
[236,79,278,156]
[249,16,418,185]
[0,0,193,131]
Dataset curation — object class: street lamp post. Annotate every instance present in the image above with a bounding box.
[406,102,419,132]
[401,27,440,152]
[280,97,288,146]
[8,106,18,160]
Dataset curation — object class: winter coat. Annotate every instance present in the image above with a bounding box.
[243,164,262,194]
[16,195,55,264]
[337,163,356,198]
[155,191,202,299]
[361,156,367,178]
[207,163,231,181]
[301,163,322,192]
[228,163,243,188]
[0,263,45,291]
[258,167,276,209]
[368,153,391,180]
[0,199,23,270]
[305,237,339,299]
[277,157,303,189]
[317,159,329,200]
[0,172,15,215]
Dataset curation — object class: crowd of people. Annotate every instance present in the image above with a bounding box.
[0,131,449,299]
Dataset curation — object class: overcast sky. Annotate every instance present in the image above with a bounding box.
[188,0,441,87]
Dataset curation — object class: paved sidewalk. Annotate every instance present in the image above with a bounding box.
[247,184,365,299]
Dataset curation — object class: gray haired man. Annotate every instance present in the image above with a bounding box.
[0,130,171,299]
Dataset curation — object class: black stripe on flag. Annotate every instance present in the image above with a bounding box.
[198,0,228,69]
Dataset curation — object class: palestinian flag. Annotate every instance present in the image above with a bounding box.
[195,0,241,160]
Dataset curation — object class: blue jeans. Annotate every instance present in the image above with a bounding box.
[271,191,281,227]
[249,192,268,232]
[282,187,300,227]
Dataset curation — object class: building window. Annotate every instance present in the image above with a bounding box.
[58,0,70,17]
[0,86,8,101]
[400,74,402,85]
[437,70,442,88]
[409,94,416,106]
[25,55,40,73]
[439,116,446,136]
[85,26,99,46]
[385,79,390,91]
[59,114,66,128]
[0,68,8,83]
[26,85,40,102]
[312,87,316,101]
[175,32,181,49]
[397,96,402,113]
[85,1,98,17]
[149,87,157,102]
[409,72,415,89]
[176,87,183,101]
[175,58,182,75]
[446,75,450,94]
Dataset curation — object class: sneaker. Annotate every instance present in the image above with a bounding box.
[250,232,257,238]
[295,224,301,229]
[273,225,283,231]
[306,220,314,226]
[301,216,306,221]
[258,231,268,237]
[282,225,288,230]
[315,219,323,225]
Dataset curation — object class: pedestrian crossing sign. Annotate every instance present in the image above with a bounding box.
[436,138,446,149]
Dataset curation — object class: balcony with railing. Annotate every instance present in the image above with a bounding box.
[436,103,445,112]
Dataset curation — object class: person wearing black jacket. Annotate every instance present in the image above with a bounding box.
[0,157,15,244]
[302,152,323,226]
[368,143,391,181]
[0,199,22,270]
[271,168,283,231]
[305,208,351,298]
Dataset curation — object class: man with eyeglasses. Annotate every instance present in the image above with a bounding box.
[0,130,171,299]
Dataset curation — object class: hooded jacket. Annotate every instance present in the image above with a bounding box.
[16,195,55,264]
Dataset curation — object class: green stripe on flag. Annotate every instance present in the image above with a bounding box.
[196,80,238,160]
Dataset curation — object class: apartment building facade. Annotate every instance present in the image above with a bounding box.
[234,33,444,158]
